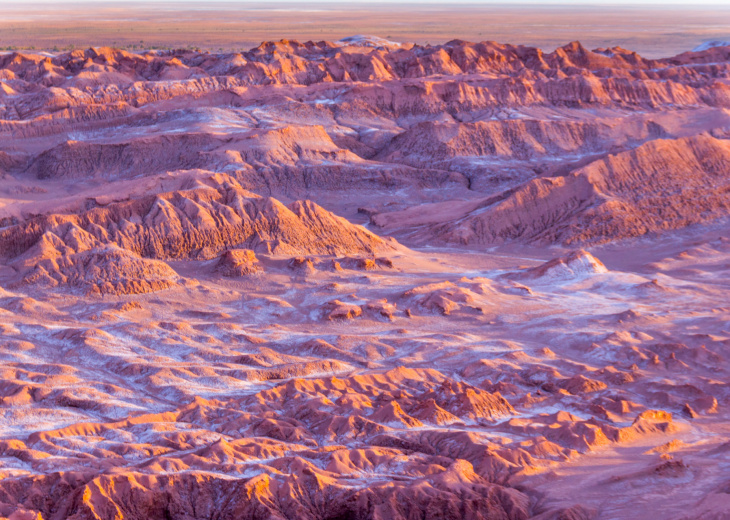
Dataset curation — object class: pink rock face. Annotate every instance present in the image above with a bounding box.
[0,38,729,519]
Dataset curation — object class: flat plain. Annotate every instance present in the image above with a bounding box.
[1,2,730,57]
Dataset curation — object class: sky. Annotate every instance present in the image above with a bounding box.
[21,0,730,4]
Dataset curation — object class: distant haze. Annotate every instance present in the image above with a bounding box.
[7,1,730,5]
[2,1,729,58]
[11,0,730,3]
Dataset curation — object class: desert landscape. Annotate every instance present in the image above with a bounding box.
[2,2,730,58]
[0,4,730,519]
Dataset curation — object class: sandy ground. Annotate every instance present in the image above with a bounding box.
[1,2,730,57]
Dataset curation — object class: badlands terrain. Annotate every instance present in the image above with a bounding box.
[0,36,729,519]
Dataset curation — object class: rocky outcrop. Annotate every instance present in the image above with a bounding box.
[388,134,730,246]
[378,118,669,164]
[0,175,393,264]
[0,41,727,104]
[0,174,394,293]
[509,250,608,281]
[17,244,179,296]
[215,249,262,277]
[0,466,531,520]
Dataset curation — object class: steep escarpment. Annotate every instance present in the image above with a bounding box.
[0,175,391,261]
[0,468,530,520]
[378,118,669,163]
[0,40,729,130]
[379,134,730,246]
[1,40,729,235]
[27,134,219,179]
[0,41,727,97]
[0,173,394,294]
